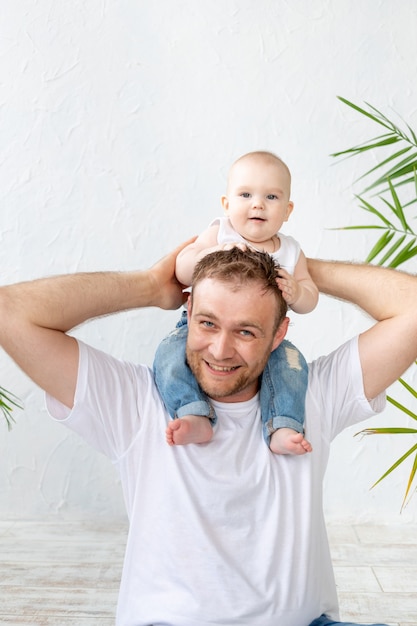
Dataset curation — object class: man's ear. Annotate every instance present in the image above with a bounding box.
[187,294,192,322]
[221,195,229,212]
[271,317,289,352]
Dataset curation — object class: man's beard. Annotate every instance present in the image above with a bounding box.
[185,344,271,401]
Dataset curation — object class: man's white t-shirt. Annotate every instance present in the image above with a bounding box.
[46,337,385,626]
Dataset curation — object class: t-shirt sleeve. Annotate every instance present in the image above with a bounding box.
[308,336,386,441]
[45,340,160,461]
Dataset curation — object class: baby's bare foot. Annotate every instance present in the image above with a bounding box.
[166,415,213,446]
[269,428,312,455]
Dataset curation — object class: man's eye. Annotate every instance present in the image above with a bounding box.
[240,329,254,337]
[202,321,215,328]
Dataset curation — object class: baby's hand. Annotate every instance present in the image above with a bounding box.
[222,242,249,252]
[276,268,301,306]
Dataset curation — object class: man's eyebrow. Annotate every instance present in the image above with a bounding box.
[194,310,217,320]
[194,311,265,334]
[236,319,263,329]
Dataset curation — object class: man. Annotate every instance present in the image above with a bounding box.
[1,242,416,626]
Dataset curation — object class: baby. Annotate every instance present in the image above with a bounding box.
[154,150,318,454]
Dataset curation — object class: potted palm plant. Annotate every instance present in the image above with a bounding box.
[331,96,417,510]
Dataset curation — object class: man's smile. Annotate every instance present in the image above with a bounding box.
[205,361,240,373]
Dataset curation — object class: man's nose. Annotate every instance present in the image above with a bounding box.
[209,332,235,360]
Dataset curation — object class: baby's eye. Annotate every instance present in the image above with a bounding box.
[267,194,278,200]
[240,192,250,198]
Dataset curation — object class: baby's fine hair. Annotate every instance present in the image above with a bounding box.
[230,150,291,190]
[191,247,288,331]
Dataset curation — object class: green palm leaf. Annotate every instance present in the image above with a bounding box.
[375,172,417,200]
[389,238,417,268]
[384,179,411,230]
[365,231,395,263]
[0,386,23,431]
[332,100,417,260]
[403,454,417,510]
[332,99,417,508]
[356,427,417,435]
[335,97,394,132]
[368,156,417,193]
[332,97,417,195]
[355,194,395,228]
[371,445,417,511]
[397,374,417,400]
[330,134,400,159]
[377,234,407,266]
[355,420,417,510]
[357,146,413,189]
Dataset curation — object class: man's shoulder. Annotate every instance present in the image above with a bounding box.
[308,338,357,384]
[305,337,383,437]
[78,340,159,397]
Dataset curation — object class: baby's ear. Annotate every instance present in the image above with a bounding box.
[221,195,229,212]
[285,201,294,221]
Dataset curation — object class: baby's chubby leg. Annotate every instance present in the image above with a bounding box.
[166,415,213,446]
[269,427,312,455]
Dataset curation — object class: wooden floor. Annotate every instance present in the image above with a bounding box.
[0,520,415,625]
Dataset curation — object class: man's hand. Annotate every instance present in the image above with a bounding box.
[148,237,197,310]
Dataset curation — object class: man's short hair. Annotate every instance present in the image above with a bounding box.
[191,247,288,332]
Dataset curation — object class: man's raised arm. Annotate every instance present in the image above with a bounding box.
[0,240,192,410]
[308,259,417,400]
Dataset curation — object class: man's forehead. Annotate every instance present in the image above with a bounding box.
[193,276,249,295]
[190,279,278,336]
[192,277,274,308]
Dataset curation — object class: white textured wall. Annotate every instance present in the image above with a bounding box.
[1,0,416,522]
